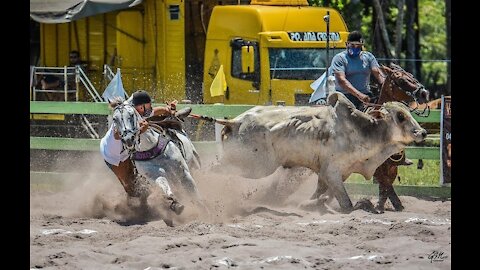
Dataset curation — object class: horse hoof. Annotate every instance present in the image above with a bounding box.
[375,205,385,214]
[170,201,185,215]
[353,199,379,214]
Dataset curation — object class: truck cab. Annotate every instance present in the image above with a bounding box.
[203,0,349,105]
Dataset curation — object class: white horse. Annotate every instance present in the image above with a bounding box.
[111,99,207,215]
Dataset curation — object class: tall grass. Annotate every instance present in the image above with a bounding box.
[346,159,441,186]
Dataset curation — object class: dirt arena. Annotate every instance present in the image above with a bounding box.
[30,153,451,269]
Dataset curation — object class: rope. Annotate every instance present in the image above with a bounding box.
[389,151,405,162]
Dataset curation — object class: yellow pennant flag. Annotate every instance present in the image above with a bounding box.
[210,64,227,97]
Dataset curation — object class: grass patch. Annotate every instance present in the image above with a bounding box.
[346,159,441,186]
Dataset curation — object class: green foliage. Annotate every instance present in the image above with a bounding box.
[307,0,448,93]
[419,0,447,87]
[307,0,322,6]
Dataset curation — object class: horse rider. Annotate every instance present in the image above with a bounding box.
[100,90,187,214]
[330,30,385,111]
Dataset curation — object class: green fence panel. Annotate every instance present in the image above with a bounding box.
[405,146,440,160]
[30,101,440,122]
[30,101,111,115]
[345,183,450,198]
[30,137,101,151]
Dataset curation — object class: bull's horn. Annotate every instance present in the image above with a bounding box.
[188,113,236,127]
[214,118,235,126]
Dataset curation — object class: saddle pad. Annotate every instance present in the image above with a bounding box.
[132,135,170,161]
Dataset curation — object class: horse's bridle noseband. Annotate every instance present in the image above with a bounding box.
[114,103,143,154]
[363,66,431,117]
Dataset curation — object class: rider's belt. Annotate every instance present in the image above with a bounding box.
[132,135,169,161]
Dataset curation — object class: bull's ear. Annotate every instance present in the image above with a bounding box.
[368,109,387,120]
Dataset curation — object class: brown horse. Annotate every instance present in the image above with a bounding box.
[367,63,430,213]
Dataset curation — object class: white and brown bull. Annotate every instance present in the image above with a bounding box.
[214,92,427,213]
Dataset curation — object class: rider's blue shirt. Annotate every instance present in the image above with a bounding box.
[330,50,380,95]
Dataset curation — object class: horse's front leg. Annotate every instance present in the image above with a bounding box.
[175,161,210,215]
[135,159,184,215]
[164,145,210,215]
[375,178,389,213]
[153,174,185,215]
[374,161,404,212]
[387,184,404,211]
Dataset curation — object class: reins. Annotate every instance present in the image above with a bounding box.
[361,65,430,117]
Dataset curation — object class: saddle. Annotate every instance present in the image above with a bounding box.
[148,107,192,132]
[132,134,170,161]
[146,107,192,160]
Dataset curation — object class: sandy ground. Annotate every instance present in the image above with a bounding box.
[30,155,451,270]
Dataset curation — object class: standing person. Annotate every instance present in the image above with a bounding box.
[39,50,88,100]
[330,30,385,110]
[68,50,87,68]
[100,90,184,214]
[67,50,88,94]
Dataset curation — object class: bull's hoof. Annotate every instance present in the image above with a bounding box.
[298,199,321,211]
[298,198,333,214]
[170,201,185,215]
[353,199,380,214]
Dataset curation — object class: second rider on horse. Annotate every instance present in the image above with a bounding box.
[100,90,188,214]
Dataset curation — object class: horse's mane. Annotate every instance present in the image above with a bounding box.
[109,96,126,109]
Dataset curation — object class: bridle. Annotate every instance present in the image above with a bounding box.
[113,103,143,154]
[361,65,430,117]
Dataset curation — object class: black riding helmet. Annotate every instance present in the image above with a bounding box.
[131,90,152,106]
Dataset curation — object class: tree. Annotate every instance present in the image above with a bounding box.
[405,0,418,76]
[372,0,394,59]
[394,0,405,59]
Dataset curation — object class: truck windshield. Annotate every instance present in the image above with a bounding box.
[269,48,344,80]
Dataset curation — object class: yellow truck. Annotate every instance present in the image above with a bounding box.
[31,0,349,105]
[203,0,349,105]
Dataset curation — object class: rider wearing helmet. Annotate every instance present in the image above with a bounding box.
[100,90,184,214]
